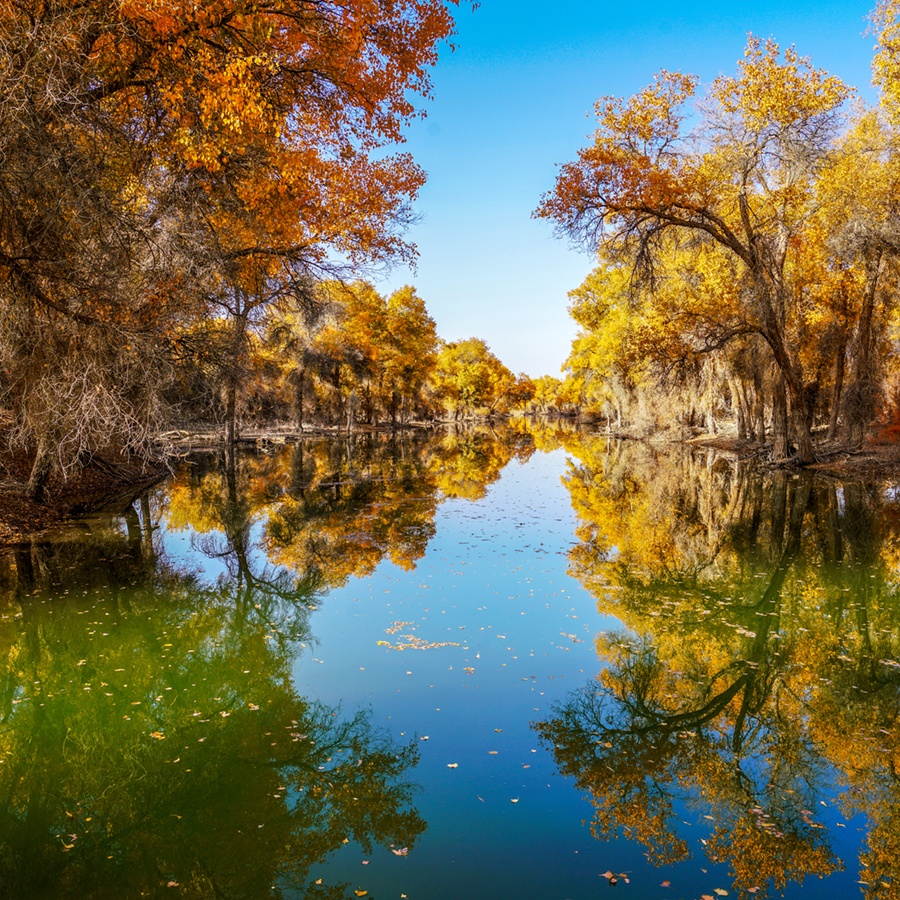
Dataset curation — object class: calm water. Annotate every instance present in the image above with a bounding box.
[1,425,899,899]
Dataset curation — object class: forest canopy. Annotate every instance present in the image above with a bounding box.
[0,0,463,499]
[8,1,900,510]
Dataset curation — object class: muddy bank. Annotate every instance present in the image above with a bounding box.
[0,448,166,546]
[685,432,900,479]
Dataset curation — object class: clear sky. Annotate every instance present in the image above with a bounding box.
[378,0,880,378]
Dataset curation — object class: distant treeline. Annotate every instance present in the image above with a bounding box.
[171,279,538,432]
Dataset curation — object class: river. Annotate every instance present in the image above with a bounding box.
[0,424,896,899]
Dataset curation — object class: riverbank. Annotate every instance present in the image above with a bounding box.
[5,423,900,545]
[687,432,900,478]
[0,422,438,544]
[0,446,166,545]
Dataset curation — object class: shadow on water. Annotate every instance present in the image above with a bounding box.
[536,437,900,898]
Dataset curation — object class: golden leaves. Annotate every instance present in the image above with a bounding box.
[711,36,850,131]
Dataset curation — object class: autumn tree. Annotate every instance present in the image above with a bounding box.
[0,0,459,497]
[431,338,515,419]
[537,38,852,462]
[265,280,439,429]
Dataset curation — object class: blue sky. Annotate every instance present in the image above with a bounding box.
[379,0,879,378]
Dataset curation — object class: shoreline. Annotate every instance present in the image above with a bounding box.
[4,425,900,546]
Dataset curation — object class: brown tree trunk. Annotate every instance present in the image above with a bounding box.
[771,375,789,460]
[788,398,815,464]
[827,337,846,441]
[845,250,884,451]
[752,367,766,443]
[293,367,305,431]
[730,376,748,442]
[26,442,52,503]
[140,492,155,561]
[225,299,247,447]
[332,362,342,424]
[225,377,237,447]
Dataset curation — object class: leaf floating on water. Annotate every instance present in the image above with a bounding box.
[167,882,179,888]
[510,797,519,803]
[713,891,729,897]
[391,847,409,856]
[354,891,367,897]
[447,763,458,768]
[149,731,165,740]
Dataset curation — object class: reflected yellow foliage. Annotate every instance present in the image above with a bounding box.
[159,429,533,593]
[538,436,900,897]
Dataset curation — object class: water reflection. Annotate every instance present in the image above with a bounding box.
[0,475,428,898]
[537,437,900,897]
[9,425,900,898]
[164,428,536,588]
[0,427,545,898]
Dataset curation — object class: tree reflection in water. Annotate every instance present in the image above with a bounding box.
[537,438,900,898]
[0,458,425,898]
[0,427,539,898]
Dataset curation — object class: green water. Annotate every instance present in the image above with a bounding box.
[2,425,899,899]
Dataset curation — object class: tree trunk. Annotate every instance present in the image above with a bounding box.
[730,376,748,442]
[140,493,155,561]
[752,366,765,443]
[225,377,237,447]
[771,376,789,460]
[225,300,247,447]
[788,396,815,464]
[332,362,342,424]
[26,442,52,503]
[844,251,884,451]
[827,337,846,441]
[293,367,305,431]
